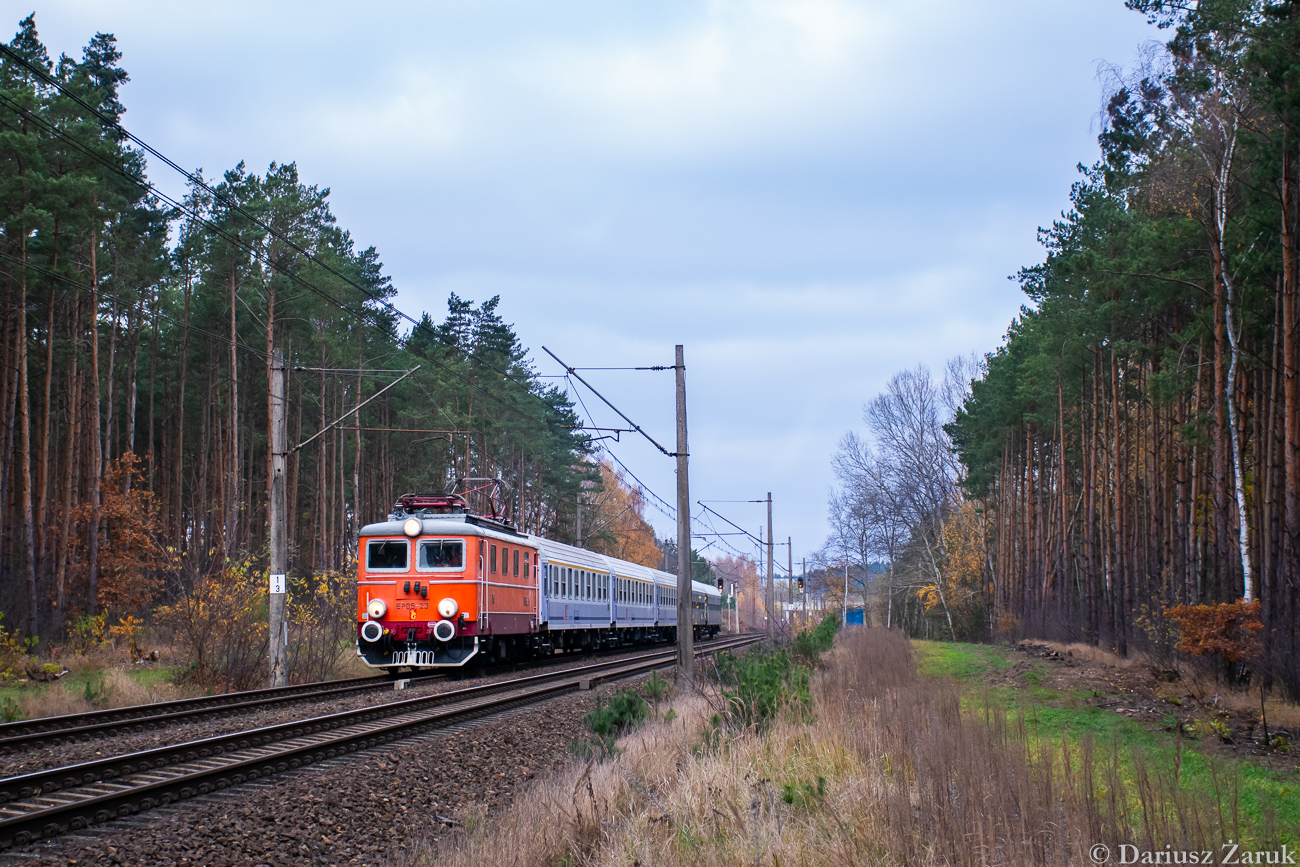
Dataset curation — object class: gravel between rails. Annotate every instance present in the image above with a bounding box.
[0,677,627,866]
[0,646,671,780]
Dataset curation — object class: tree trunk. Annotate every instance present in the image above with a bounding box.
[18,236,38,636]
[87,224,103,614]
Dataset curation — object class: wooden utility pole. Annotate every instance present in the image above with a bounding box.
[766,493,774,643]
[675,345,693,684]
[268,349,288,687]
[787,536,792,614]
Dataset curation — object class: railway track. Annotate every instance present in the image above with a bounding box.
[0,634,760,850]
[0,672,441,753]
[0,635,727,753]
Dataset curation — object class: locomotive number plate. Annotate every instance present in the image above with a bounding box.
[396,601,429,610]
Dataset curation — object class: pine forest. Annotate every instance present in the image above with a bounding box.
[0,16,612,661]
[826,2,1300,700]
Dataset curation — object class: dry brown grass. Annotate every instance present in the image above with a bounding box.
[409,630,1274,867]
[16,666,193,720]
[1037,640,1145,671]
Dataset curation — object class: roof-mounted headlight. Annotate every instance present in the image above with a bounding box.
[403,517,422,537]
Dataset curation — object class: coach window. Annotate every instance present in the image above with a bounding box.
[418,540,464,571]
[366,539,408,571]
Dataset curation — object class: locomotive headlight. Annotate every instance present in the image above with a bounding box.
[366,598,387,619]
[360,620,383,643]
[437,597,458,619]
[402,517,421,537]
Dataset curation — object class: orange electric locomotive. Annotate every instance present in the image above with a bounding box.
[355,493,722,671]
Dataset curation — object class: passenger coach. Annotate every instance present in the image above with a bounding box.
[356,494,722,671]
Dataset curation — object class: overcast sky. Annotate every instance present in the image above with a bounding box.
[25,1,1159,568]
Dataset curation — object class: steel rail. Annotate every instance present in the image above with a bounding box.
[0,636,755,804]
[0,673,441,750]
[0,634,723,749]
[0,635,759,850]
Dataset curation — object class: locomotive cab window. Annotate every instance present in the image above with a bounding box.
[366,539,408,571]
[513,549,520,578]
[418,540,464,570]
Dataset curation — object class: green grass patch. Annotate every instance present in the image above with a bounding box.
[921,639,1299,846]
[913,639,1011,679]
[125,666,176,688]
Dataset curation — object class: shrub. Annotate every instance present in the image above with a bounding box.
[714,648,810,731]
[68,613,108,655]
[641,670,670,712]
[1164,600,1262,683]
[0,612,35,679]
[792,615,839,664]
[287,567,358,684]
[157,558,268,691]
[577,688,651,757]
